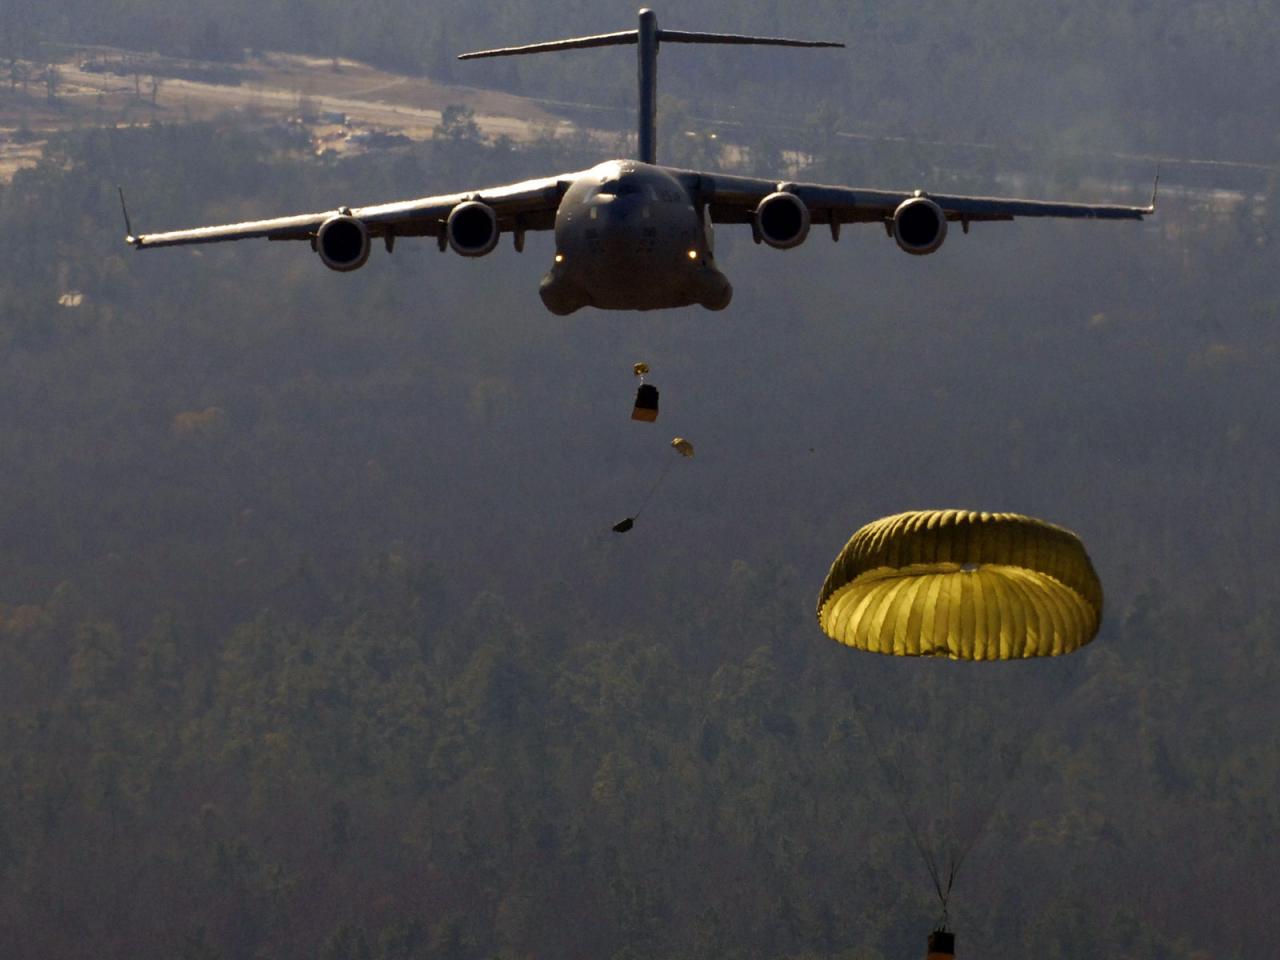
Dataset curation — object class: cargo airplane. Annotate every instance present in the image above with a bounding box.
[122,8,1156,314]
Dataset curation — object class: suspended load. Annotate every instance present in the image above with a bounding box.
[926,930,955,960]
[612,436,696,533]
[816,509,1102,659]
[631,361,659,422]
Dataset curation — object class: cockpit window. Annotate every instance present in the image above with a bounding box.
[597,180,645,198]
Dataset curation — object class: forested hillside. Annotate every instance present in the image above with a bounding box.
[0,112,1276,960]
[4,0,1279,161]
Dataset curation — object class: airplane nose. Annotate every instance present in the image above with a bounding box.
[598,196,642,222]
[596,204,644,254]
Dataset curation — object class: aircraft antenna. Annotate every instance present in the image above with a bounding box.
[458,8,843,165]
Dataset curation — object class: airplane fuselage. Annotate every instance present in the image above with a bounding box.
[539,161,732,314]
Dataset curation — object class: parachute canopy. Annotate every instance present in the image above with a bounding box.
[817,510,1102,659]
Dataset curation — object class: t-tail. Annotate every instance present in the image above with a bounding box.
[457,7,843,164]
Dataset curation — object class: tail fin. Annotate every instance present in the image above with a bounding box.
[458,8,843,164]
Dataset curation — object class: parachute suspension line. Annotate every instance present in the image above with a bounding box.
[631,454,677,521]
[847,689,951,923]
[941,737,1026,902]
[847,673,1053,932]
[932,664,1079,925]
[941,678,958,923]
[946,661,1082,895]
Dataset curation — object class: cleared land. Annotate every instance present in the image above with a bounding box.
[0,49,589,181]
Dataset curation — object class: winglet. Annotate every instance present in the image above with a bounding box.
[118,186,140,247]
[1147,163,1161,214]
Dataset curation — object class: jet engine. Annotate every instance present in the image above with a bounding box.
[316,214,371,272]
[891,196,948,255]
[754,191,810,249]
[447,201,500,257]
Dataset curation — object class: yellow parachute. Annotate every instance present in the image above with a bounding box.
[670,437,694,457]
[817,510,1102,659]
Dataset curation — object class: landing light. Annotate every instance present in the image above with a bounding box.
[686,250,698,259]
[555,253,565,263]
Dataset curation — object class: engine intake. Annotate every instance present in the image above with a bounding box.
[754,191,810,249]
[892,196,947,255]
[316,214,370,271]
[447,201,499,257]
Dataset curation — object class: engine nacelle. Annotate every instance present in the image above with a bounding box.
[447,201,500,257]
[316,214,370,272]
[892,196,948,255]
[754,191,810,249]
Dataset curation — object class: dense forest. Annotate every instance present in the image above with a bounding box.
[4,0,1280,161]
[2,3,1280,954]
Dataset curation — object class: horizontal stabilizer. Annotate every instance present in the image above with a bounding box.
[458,29,843,60]
[658,30,843,48]
[458,30,638,59]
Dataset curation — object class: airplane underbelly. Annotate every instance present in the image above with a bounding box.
[587,247,701,308]
[542,179,732,313]
[541,247,729,313]
[587,221,697,306]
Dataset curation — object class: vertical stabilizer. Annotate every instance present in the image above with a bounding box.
[636,9,659,163]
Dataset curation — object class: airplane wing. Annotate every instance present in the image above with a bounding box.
[125,172,581,248]
[679,170,1156,229]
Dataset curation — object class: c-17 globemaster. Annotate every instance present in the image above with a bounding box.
[122,8,1156,315]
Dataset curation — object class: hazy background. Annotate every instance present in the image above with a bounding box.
[1,3,1276,959]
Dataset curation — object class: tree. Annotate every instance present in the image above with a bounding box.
[436,103,481,143]
[43,62,59,104]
